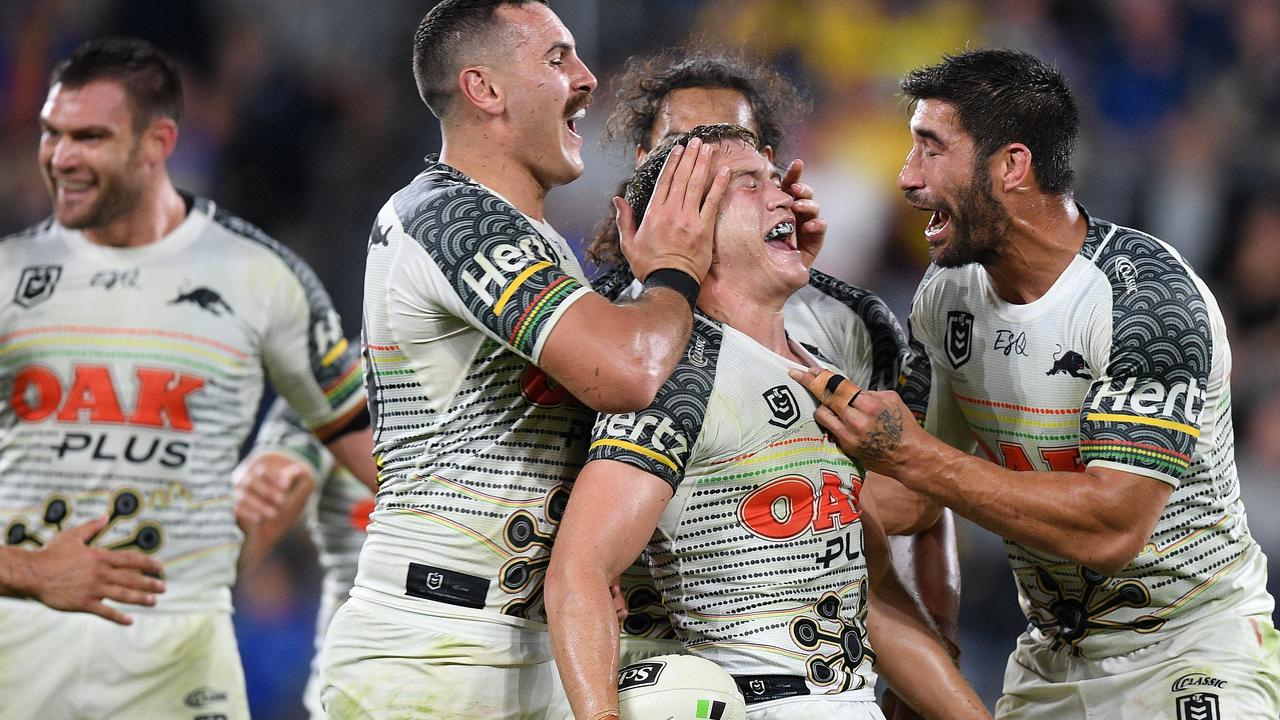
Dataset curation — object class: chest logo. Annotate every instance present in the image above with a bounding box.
[994,329,1028,357]
[1046,344,1091,379]
[171,286,234,316]
[763,385,800,428]
[14,265,62,308]
[945,311,974,368]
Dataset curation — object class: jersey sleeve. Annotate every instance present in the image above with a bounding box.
[1079,250,1211,487]
[251,397,335,481]
[394,182,591,364]
[217,209,367,441]
[586,317,722,492]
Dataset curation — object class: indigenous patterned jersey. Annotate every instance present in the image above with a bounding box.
[900,211,1273,657]
[357,158,594,626]
[0,198,365,613]
[593,267,906,646]
[589,314,877,696]
[251,399,370,625]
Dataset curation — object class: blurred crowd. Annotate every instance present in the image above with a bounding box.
[1,0,1277,715]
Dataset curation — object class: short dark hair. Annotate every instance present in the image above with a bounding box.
[50,37,183,133]
[900,49,1078,194]
[605,44,808,153]
[413,0,548,118]
[624,123,759,227]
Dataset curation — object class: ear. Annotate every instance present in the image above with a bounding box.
[995,142,1033,193]
[458,65,504,116]
[142,117,179,163]
[634,144,647,167]
[761,145,775,163]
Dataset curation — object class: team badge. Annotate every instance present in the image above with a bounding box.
[945,311,974,368]
[763,385,799,428]
[1175,692,1220,720]
[14,265,62,308]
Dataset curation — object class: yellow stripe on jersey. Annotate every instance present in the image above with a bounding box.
[1085,412,1200,437]
[590,439,677,471]
[493,260,553,315]
[321,337,349,367]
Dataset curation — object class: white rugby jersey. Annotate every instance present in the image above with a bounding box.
[0,197,366,613]
[251,398,370,631]
[357,158,594,626]
[589,314,878,701]
[900,211,1273,658]
[593,266,906,648]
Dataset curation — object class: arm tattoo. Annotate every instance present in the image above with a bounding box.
[859,406,903,463]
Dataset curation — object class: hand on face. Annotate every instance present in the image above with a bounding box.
[780,159,826,269]
[617,137,730,283]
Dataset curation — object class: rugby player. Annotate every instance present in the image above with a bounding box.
[0,38,374,718]
[796,49,1280,719]
[546,124,989,720]
[590,47,960,686]
[319,2,728,717]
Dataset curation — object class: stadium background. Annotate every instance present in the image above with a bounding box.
[1,0,1277,715]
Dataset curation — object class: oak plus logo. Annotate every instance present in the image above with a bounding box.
[739,470,862,541]
[458,234,557,312]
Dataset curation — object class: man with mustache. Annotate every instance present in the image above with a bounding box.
[546,124,989,720]
[319,1,728,718]
[794,49,1280,719]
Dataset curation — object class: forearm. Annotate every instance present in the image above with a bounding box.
[892,442,1143,572]
[0,547,34,598]
[324,428,377,493]
[546,561,623,719]
[911,511,960,650]
[868,587,987,719]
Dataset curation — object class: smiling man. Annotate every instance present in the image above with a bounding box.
[319,1,730,718]
[546,124,989,720]
[793,49,1280,720]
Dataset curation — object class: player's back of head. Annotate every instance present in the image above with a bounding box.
[412,0,549,118]
[51,37,183,133]
[900,49,1078,194]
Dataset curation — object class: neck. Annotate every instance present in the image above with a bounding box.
[83,179,186,249]
[697,282,799,363]
[440,124,548,221]
[983,194,1086,304]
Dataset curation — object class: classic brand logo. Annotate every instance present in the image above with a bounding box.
[184,687,229,708]
[1171,673,1227,692]
[945,311,974,368]
[763,385,799,428]
[14,265,62,308]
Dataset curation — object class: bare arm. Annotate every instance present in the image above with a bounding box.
[0,516,165,625]
[324,427,378,493]
[539,140,730,414]
[863,503,989,719]
[862,471,941,536]
[234,452,318,574]
[546,459,672,720]
[792,370,1171,575]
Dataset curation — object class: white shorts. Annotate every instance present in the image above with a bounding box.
[0,599,248,720]
[995,613,1280,720]
[745,690,883,720]
[319,595,571,720]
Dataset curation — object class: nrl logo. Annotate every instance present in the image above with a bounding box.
[763,385,799,428]
[946,311,974,369]
[14,265,62,308]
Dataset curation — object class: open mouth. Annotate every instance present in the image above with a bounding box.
[924,209,952,241]
[764,220,797,251]
[565,107,586,138]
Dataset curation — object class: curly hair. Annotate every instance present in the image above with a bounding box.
[588,43,808,268]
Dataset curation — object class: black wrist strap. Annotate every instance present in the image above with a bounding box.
[642,268,700,311]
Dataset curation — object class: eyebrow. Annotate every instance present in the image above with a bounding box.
[545,41,572,56]
[913,126,947,147]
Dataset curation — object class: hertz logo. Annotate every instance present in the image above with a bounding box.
[1087,376,1206,434]
[591,413,688,470]
[459,235,558,311]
